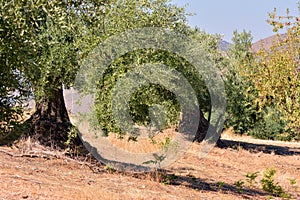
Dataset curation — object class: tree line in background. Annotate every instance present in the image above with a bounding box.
[226,6,300,141]
[0,0,299,148]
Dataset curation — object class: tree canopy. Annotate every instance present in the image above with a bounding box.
[231,6,300,141]
[1,0,299,147]
[2,0,219,146]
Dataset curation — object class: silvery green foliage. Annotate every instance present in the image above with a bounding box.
[73,26,226,171]
[0,1,33,134]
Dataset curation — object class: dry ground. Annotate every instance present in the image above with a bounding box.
[0,130,299,200]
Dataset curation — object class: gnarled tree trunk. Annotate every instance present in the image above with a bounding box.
[179,109,222,146]
[193,111,210,142]
[30,87,80,149]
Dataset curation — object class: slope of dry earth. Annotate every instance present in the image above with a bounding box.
[0,132,299,200]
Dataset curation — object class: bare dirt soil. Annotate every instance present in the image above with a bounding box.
[0,130,299,200]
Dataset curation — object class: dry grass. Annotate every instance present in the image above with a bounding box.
[107,128,178,153]
[0,131,299,200]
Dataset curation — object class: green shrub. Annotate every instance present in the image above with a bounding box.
[245,171,259,188]
[224,70,261,134]
[248,106,293,141]
[224,30,262,135]
[260,168,291,198]
[234,180,244,193]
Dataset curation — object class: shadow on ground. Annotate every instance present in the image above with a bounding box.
[156,171,269,199]
[218,139,300,156]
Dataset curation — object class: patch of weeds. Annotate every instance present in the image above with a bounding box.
[150,136,178,152]
[288,178,297,192]
[234,180,244,193]
[260,168,291,198]
[143,154,167,182]
[217,181,225,191]
[105,164,116,173]
[160,137,171,149]
[289,179,296,185]
[163,174,178,185]
[65,126,78,146]
[143,153,166,169]
[246,171,259,188]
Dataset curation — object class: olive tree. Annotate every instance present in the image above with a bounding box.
[2,0,220,147]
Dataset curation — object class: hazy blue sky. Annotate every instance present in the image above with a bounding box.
[171,0,299,42]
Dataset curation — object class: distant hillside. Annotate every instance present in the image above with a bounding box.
[219,39,230,51]
[252,33,287,52]
[218,34,287,53]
